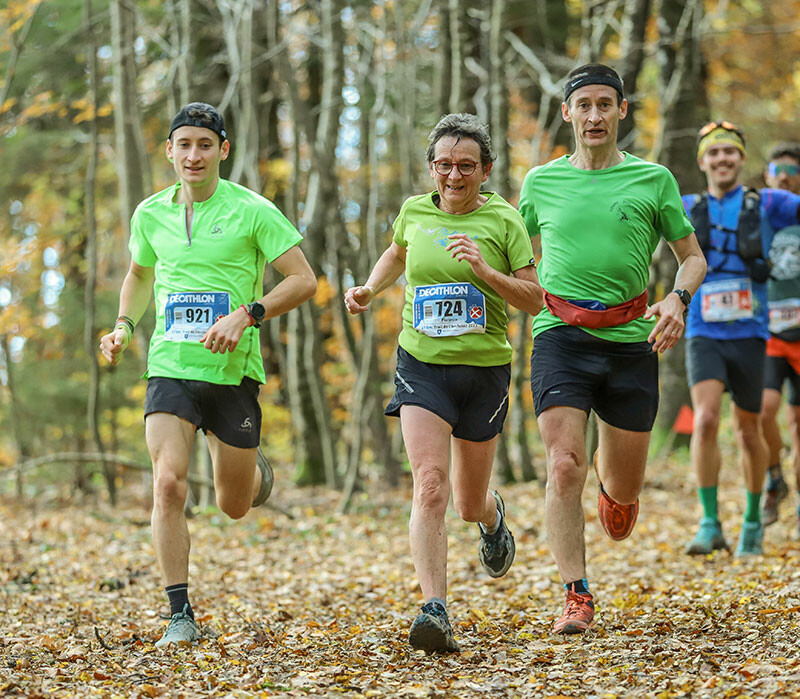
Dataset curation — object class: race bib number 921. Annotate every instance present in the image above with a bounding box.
[164,291,230,342]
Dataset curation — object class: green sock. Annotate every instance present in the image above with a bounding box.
[744,490,762,523]
[698,486,718,521]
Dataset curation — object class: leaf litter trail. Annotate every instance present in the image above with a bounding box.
[2,454,800,698]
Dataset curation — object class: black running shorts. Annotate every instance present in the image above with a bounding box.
[530,325,659,432]
[685,336,765,413]
[764,354,800,405]
[144,376,262,448]
[385,346,511,442]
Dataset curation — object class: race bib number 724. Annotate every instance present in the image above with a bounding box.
[412,283,486,337]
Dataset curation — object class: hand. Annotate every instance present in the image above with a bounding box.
[201,306,251,354]
[344,285,374,314]
[445,233,490,278]
[644,292,687,353]
[99,326,131,365]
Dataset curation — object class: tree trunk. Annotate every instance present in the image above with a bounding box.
[617,0,652,152]
[110,0,150,231]
[651,0,707,446]
[83,0,115,504]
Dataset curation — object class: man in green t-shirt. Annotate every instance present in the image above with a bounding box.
[518,64,706,635]
[99,102,316,646]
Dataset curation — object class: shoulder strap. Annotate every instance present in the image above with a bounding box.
[736,186,763,260]
[688,192,709,250]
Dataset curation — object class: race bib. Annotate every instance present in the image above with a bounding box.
[413,283,486,337]
[769,298,800,334]
[701,278,753,323]
[164,291,230,342]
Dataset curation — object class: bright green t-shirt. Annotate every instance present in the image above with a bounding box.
[519,153,694,342]
[393,191,535,366]
[129,178,303,384]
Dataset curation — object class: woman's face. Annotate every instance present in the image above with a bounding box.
[429,136,491,214]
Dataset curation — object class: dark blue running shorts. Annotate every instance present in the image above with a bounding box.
[385,346,511,442]
[686,335,766,413]
[145,376,262,448]
[531,325,659,432]
[764,354,800,406]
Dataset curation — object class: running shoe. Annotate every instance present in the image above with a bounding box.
[553,588,595,634]
[251,447,274,507]
[761,477,789,526]
[408,602,460,653]
[478,491,516,578]
[685,518,729,555]
[735,521,764,556]
[155,604,200,647]
[597,486,639,541]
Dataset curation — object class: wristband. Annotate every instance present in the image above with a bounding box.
[239,304,255,327]
[116,315,135,334]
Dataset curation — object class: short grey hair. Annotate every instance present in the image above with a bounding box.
[426,113,496,168]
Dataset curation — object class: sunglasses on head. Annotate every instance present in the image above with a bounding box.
[768,162,800,177]
[697,120,745,145]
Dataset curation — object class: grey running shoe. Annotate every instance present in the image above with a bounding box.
[408,602,460,653]
[155,604,200,647]
[686,518,729,555]
[761,477,789,526]
[478,491,516,578]
[735,521,764,556]
[252,447,274,507]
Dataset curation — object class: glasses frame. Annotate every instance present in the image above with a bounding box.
[697,120,745,147]
[768,162,800,178]
[432,159,480,176]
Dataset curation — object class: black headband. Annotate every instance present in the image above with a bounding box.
[168,102,227,141]
[563,73,624,103]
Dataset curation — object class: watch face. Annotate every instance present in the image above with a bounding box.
[249,302,266,321]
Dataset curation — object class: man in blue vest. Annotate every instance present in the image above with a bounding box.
[683,122,800,556]
[760,143,800,532]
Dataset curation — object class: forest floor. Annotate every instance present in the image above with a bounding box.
[2,438,800,698]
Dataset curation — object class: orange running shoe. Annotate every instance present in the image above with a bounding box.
[598,486,639,540]
[553,589,595,634]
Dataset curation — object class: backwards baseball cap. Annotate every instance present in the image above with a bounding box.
[564,64,624,103]
[696,120,745,159]
[168,102,227,141]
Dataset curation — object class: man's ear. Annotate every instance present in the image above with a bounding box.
[561,101,571,123]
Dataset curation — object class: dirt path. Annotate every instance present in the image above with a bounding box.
[2,454,800,697]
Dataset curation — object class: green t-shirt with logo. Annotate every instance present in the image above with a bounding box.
[519,153,694,342]
[392,191,534,366]
[129,179,303,384]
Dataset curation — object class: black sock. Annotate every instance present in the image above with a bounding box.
[165,583,193,618]
[565,578,591,596]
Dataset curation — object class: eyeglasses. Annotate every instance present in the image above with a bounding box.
[697,120,745,145]
[768,162,800,177]
[432,160,479,176]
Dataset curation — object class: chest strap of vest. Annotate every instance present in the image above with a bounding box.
[689,187,770,282]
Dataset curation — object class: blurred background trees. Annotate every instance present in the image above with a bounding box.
[2,0,799,501]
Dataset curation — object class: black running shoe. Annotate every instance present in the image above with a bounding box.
[252,447,274,507]
[408,602,460,653]
[478,491,516,578]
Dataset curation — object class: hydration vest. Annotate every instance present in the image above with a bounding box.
[688,187,771,283]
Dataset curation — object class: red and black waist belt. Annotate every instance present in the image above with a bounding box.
[543,288,648,329]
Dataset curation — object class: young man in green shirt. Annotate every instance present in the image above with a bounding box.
[100,102,316,646]
[519,65,706,635]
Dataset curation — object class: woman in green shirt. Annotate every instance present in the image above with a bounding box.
[344,113,542,653]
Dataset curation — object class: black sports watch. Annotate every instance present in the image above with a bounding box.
[671,289,692,308]
[246,301,266,328]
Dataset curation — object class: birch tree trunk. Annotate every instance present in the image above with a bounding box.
[617,0,652,151]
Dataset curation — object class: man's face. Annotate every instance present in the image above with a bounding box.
[166,125,229,186]
[562,85,627,150]
[765,155,800,194]
[698,144,744,191]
